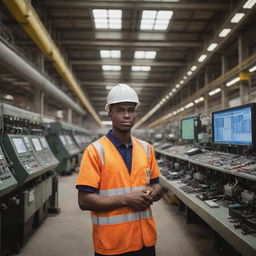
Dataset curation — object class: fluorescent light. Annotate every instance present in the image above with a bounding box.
[102,121,112,126]
[93,9,107,17]
[165,95,170,100]
[194,97,204,104]
[198,54,207,62]
[243,0,256,9]
[131,66,151,71]
[142,10,157,19]
[172,88,176,93]
[209,88,221,96]
[219,28,231,38]
[141,66,151,71]
[175,84,180,88]
[168,92,173,96]
[93,9,122,30]
[157,11,173,20]
[145,51,157,59]
[184,102,194,109]
[249,65,256,72]
[134,51,145,59]
[134,51,156,59]
[100,50,120,58]
[191,65,197,71]
[187,71,192,76]
[226,77,240,87]
[231,13,245,23]
[207,43,218,51]
[102,65,121,71]
[109,10,122,18]
[183,76,187,79]
[162,98,166,103]
[180,80,184,84]
[140,10,173,31]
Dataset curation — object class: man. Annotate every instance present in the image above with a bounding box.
[76,84,163,256]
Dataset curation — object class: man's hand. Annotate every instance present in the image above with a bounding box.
[123,191,153,211]
[150,184,165,202]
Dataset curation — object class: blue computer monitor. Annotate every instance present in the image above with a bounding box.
[181,116,200,141]
[212,104,256,146]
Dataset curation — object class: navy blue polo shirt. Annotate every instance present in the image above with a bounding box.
[76,130,159,193]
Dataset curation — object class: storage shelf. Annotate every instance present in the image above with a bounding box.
[160,175,256,256]
[155,149,256,182]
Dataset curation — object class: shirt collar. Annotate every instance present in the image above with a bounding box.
[106,130,132,148]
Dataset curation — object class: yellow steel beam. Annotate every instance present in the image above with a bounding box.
[3,0,103,127]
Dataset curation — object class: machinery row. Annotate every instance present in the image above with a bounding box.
[0,103,91,255]
[153,103,256,256]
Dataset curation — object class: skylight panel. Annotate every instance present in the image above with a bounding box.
[102,65,121,71]
[131,66,151,71]
[231,13,245,23]
[100,50,120,58]
[134,51,156,59]
[93,9,122,30]
[218,28,231,38]
[140,10,173,31]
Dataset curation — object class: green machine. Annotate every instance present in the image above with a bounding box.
[44,121,81,175]
[72,124,92,165]
[0,103,60,253]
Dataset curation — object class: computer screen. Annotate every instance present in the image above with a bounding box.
[65,135,73,145]
[181,117,195,140]
[32,138,43,151]
[59,135,67,145]
[12,137,27,154]
[39,137,49,149]
[213,106,253,146]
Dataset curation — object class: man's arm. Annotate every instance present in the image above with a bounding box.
[150,183,165,201]
[78,190,154,212]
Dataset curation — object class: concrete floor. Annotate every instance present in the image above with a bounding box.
[15,173,221,256]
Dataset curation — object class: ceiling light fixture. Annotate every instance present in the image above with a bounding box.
[243,0,256,9]
[249,65,256,72]
[218,28,231,38]
[209,88,221,96]
[226,77,240,87]
[93,9,122,30]
[140,10,173,31]
[207,43,218,51]
[198,54,207,62]
[191,65,197,71]
[194,97,204,104]
[231,13,245,23]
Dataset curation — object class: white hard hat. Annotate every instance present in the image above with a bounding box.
[105,84,140,111]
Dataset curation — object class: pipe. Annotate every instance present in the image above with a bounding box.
[2,0,103,127]
[0,40,85,116]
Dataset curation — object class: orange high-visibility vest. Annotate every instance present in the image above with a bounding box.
[77,136,159,255]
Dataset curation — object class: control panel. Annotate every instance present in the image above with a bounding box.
[1,103,58,185]
[0,145,17,197]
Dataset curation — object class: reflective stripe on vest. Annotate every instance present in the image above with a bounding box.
[92,141,105,164]
[137,139,150,158]
[93,138,150,164]
[99,186,147,196]
[92,210,152,225]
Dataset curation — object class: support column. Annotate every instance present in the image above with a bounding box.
[67,108,72,123]
[239,73,250,104]
[221,85,228,108]
[238,35,249,104]
[204,95,209,115]
[33,90,44,114]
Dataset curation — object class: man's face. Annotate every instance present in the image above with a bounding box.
[109,102,137,133]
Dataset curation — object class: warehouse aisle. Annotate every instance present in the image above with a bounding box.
[16,173,220,256]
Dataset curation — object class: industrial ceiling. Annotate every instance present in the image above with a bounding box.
[0,0,255,129]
